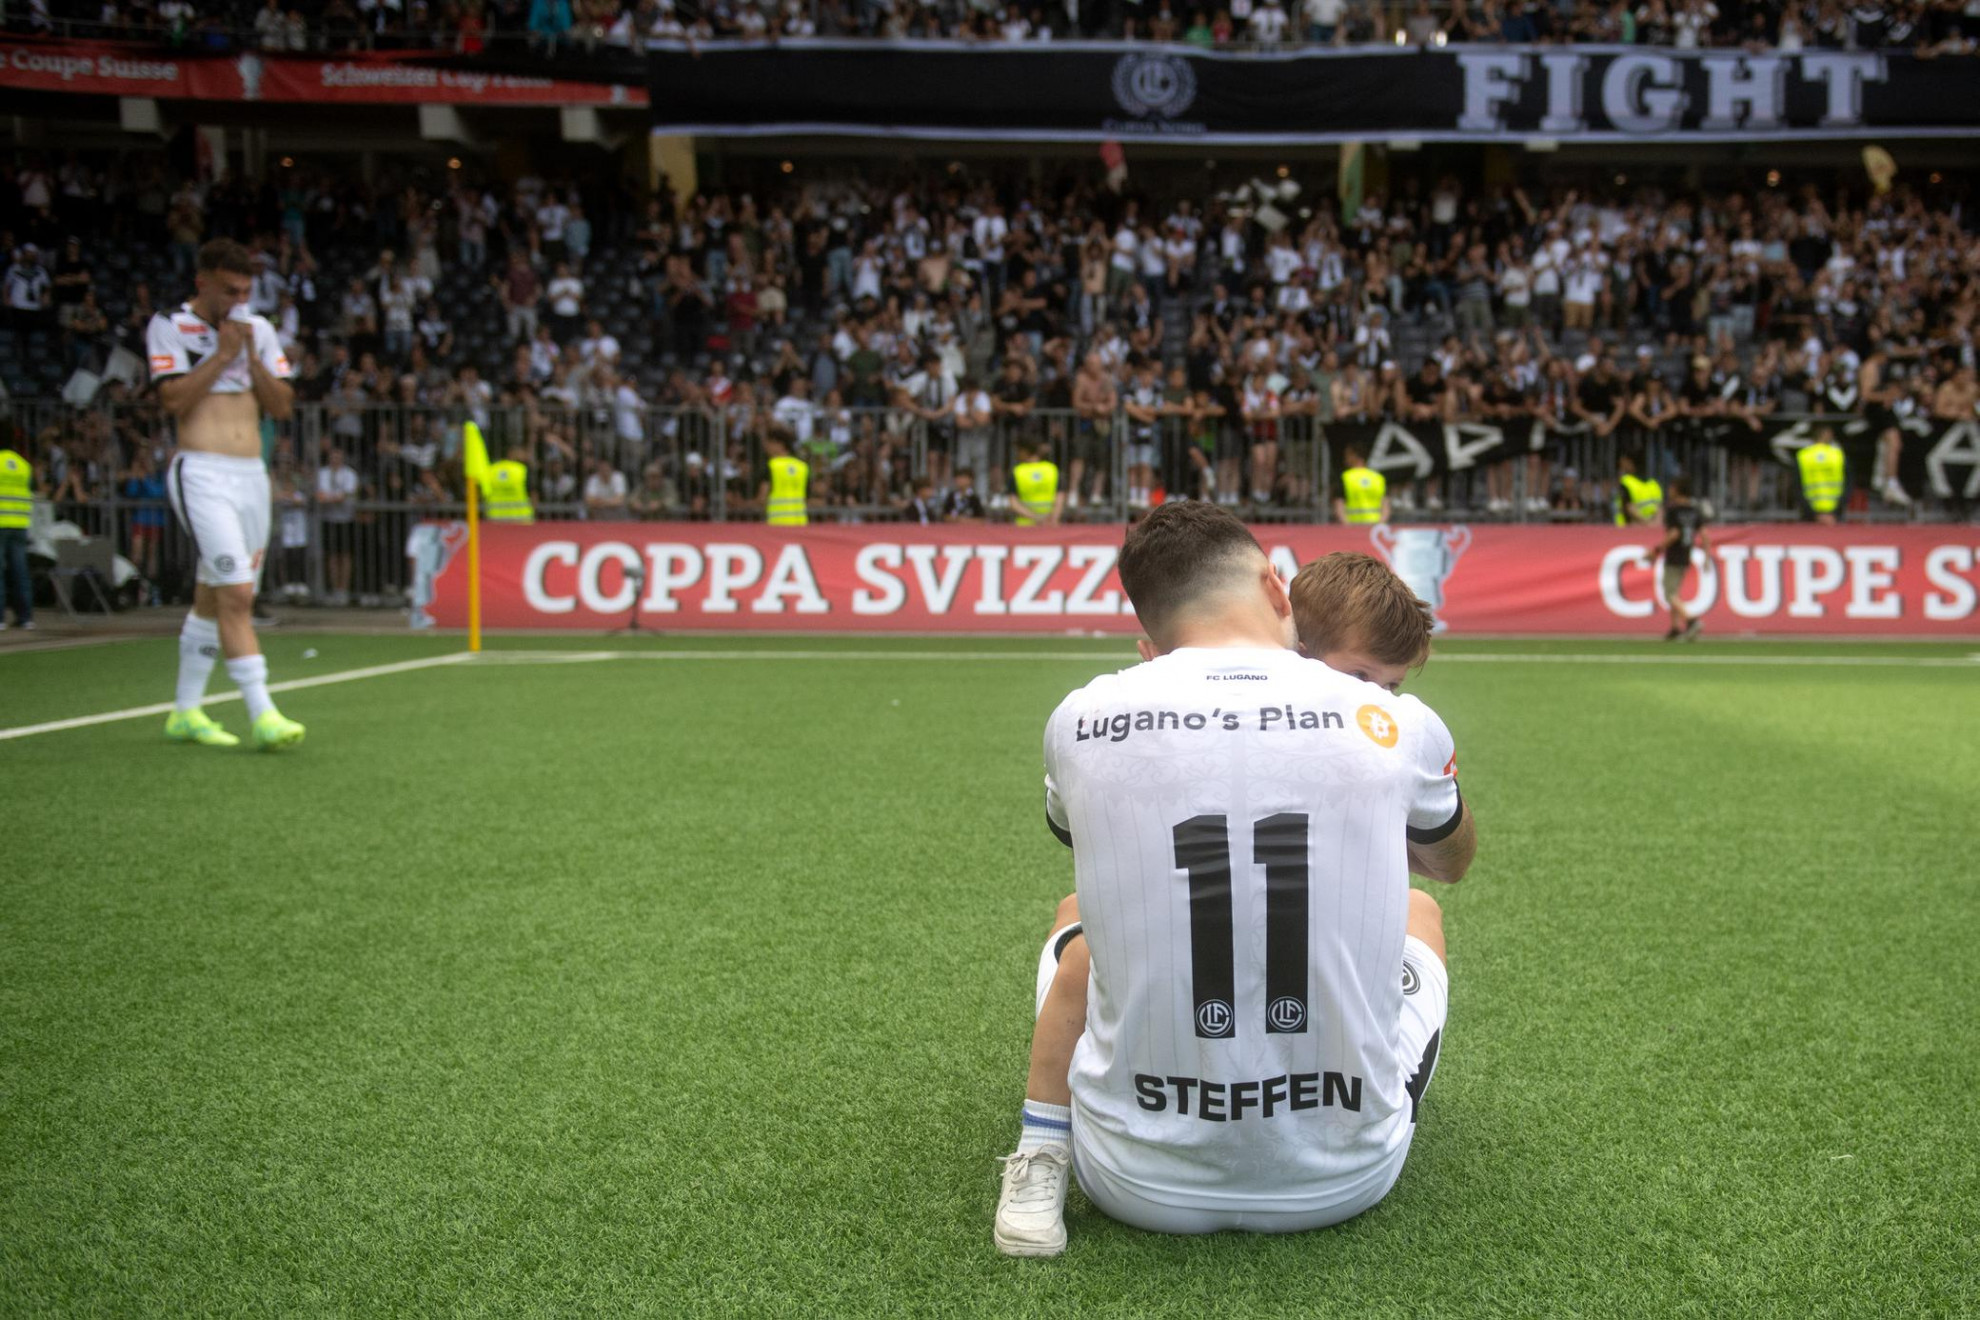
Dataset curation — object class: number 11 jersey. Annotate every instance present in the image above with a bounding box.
[1043,644,1462,1214]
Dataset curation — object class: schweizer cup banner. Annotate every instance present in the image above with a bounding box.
[410,522,1980,636]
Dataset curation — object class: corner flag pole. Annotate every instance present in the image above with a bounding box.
[467,472,481,653]
[463,420,487,654]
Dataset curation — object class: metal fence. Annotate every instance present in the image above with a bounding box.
[2,395,1956,612]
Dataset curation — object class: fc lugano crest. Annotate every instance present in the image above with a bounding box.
[1111,52,1197,119]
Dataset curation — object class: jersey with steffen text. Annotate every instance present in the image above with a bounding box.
[1043,645,1461,1212]
[147,303,291,394]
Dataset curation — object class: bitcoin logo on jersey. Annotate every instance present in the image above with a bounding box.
[1356,704,1400,749]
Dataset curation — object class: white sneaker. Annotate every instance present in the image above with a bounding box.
[993,1145,1071,1257]
[1883,480,1913,507]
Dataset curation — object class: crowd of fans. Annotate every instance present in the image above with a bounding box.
[4,148,1977,602]
[12,0,1980,52]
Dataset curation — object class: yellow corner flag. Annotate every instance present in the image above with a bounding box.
[463,419,491,486]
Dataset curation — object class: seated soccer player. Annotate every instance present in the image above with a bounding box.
[995,545,1473,1256]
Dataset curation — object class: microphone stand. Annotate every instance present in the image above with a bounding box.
[609,561,647,637]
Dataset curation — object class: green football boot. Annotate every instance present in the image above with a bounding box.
[250,708,307,751]
[164,707,241,748]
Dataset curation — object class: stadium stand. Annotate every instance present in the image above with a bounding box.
[11,0,1980,51]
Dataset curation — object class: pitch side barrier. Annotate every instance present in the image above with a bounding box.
[406,521,1980,638]
[6,396,1972,611]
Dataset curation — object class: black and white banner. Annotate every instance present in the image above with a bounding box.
[631,43,1980,144]
[1325,416,1980,500]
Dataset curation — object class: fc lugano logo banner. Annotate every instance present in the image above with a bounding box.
[412,523,1980,636]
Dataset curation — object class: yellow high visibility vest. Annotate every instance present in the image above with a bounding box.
[1797,441,1845,513]
[1614,473,1663,526]
[0,448,30,529]
[480,460,535,523]
[767,456,809,526]
[1340,465,1386,525]
[1013,460,1058,527]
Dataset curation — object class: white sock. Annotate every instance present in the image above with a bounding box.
[176,614,221,712]
[226,653,275,721]
[1016,1099,1072,1155]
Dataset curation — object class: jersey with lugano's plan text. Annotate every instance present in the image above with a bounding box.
[1044,645,1460,1211]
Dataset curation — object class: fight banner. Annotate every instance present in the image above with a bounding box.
[0,41,645,105]
[409,521,1980,636]
[1324,416,1980,499]
[627,43,1980,143]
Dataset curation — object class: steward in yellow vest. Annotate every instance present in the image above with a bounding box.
[1333,446,1388,526]
[0,445,33,629]
[0,447,30,529]
[1012,442,1061,526]
[480,447,536,523]
[1797,433,1845,524]
[761,429,809,527]
[1613,452,1663,526]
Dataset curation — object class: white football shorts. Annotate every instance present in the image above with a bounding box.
[1035,924,1449,1234]
[1035,921,1085,1018]
[167,451,271,589]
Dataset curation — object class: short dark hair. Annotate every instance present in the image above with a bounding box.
[1117,502,1265,640]
[197,239,254,276]
[1670,475,1693,498]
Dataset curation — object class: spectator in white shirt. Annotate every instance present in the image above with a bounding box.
[536,196,573,263]
[5,246,51,327]
[1304,0,1346,40]
[546,262,585,343]
[315,446,359,605]
[584,456,630,519]
[609,370,645,447]
[578,318,621,369]
[772,376,819,447]
[1250,0,1290,42]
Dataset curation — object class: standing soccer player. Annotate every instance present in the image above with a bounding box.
[995,505,1473,1252]
[150,239,305,750]
[1656,476,1710,641]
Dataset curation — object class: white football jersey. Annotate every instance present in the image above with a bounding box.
[1043,645,1461,1213]
[148,303,291,394]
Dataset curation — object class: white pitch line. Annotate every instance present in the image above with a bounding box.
[466,648,1138,664]
[1429,652,1980,668]
[0,652,474,742]
[467,648,1980,669]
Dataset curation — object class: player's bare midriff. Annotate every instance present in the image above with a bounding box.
[177,391,262,459]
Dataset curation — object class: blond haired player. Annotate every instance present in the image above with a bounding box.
[995,540,1472,1255]
[150,238,305,750]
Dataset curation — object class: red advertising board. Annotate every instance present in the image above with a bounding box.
[0,41,645,105]
[410,521,1980,636]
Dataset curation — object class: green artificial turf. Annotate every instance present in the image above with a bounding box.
[3,635,1976,1316]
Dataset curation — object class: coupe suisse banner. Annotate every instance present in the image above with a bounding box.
[411,522,1980,636]
[0,41,644,105]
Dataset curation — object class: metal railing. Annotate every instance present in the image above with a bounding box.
[3,395,1957,612]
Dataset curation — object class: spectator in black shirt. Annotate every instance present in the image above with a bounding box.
[902,479,940,525]
[942,468,987,522]
[1575,356,1628,438]
[1677,354,1723,436]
